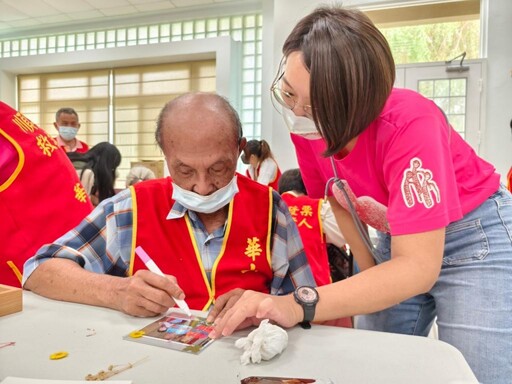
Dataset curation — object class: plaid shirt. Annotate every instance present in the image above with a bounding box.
[23,188,316,295]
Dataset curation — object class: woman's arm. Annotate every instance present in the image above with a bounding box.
[313,228,445,320]
[327,196,375,271]
[210,227,445,337]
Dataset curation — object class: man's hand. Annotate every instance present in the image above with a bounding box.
[24,259,187,318]
[113,269,186,317]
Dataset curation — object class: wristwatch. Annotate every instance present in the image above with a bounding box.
[293,286,319,329]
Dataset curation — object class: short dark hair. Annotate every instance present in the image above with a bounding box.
[278,168,307,195]
[55,107,79,121]
[282,5,395,156]
[155,92,243,150]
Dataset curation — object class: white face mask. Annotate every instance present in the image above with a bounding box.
[59,126,78,141]
[171,175,239,214]
[282,107,322,140]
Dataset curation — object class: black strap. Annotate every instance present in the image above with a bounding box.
[299,321,311,329]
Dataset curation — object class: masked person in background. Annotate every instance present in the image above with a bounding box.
[23,92,316,320]
[53,107,89,153]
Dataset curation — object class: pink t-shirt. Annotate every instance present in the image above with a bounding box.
[0,138,18,185]
[291,88,500,236]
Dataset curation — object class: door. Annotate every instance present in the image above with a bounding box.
[395,60,484,154]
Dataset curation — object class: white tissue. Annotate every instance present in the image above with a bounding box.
[235,319,288,365]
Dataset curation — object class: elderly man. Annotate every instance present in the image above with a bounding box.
[23,93,315,318]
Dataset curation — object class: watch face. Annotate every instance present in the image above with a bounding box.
[296,286,318,303]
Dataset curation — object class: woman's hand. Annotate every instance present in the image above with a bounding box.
[208,290,303,338]
[206,288,245,323]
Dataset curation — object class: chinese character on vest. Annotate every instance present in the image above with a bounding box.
[0,102,93,287]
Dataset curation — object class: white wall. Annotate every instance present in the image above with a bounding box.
[261,0,321,172]
[263,0,512,180]
[482,0,512,179]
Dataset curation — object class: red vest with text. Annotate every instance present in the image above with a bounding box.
[130,175,274,311]
[0,102,93,287]
[281,193,331,286]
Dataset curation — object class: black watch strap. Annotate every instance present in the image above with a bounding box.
[299,321,312,329]
[303,304,315,323]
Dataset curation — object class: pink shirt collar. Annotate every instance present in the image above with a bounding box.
[55,135,84,152]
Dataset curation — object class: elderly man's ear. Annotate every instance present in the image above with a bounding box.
[238,137,247,154]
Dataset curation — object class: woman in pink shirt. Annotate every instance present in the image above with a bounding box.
[211,6,512,383]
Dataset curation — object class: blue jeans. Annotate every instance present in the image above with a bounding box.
[357,185,512,384]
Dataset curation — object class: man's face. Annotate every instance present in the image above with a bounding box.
[55,113,80,129]
[161,108,241,196]
[56,113,80,128]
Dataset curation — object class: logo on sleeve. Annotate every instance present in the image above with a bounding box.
[401,157,440,209]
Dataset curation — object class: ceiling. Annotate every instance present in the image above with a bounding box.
[0,0,259,39]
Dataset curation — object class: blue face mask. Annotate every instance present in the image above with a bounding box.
[171,175,239,214]
[59,126,78,141]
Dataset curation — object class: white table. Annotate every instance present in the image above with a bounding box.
[0,292,477,383]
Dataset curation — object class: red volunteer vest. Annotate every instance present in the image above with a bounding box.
[268,165,282,191]
[130,175,274,311]
[281,193,331,286]
[0,102,93,287]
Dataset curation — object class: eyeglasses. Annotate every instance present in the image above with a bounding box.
[270,72,313,118]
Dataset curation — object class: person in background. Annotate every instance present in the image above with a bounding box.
[0,101,93,288]
[53,107,89,153]
[23,92,315,321]
[278,168,345,286]
[125,165,156,188]
[210,6,512,384]
[241,139,282,190]
[67,142,121,206]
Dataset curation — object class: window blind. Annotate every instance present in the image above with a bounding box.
[18,69,110,144]
[17,59,216,187]
[113,60,216,181]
